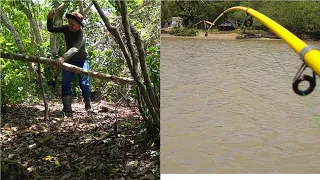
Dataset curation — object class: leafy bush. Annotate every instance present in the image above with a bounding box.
[169,27,198,36]
[146,46,160,91]
[127,46,160,105]
[1,60,38,108]
[86,47,130,102]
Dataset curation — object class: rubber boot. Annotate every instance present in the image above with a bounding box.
[62,95,73,117]
[84,97,93,113]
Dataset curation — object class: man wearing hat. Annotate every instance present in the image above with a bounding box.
[47,10,92,116]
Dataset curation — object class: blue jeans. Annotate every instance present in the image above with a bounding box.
[62,59,91,98]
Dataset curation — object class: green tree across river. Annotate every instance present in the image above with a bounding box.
[162,1,320,40]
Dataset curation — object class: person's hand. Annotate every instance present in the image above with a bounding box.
[48,10,56,19]
[56,57,64,65]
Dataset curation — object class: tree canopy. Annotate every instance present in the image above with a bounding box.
[1,0,160,109]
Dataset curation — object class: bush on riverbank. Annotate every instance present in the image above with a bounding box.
[169,27,198,36]
[199,28,320,41]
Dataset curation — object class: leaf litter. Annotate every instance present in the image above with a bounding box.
[1,99,160,179]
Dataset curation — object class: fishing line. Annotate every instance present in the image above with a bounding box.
[162,14,242,109]
[162,11,320,128]
[161,33,208,109]
[269,47,320,127]
[231,6,320,128]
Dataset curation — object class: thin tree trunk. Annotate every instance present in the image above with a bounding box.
[129,15,160,109]
[136,86,147,121]
[117,1,138,71]
[78,0,84,14]
[0,9,38,75]
[92,1,134,72]
[51,1,65,95]
[16,1,48,120]
[118,1,159,114]
[92,0,159,125]
[83,2,93,18]
[50,1,59,57]
[128,1,152,15]
[0,51,135,84]
[1,9,25,53]
[29,20,36,54]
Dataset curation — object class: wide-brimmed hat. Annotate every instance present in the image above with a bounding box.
[66,12,84,27]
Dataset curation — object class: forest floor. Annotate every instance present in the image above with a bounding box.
[1,99,159,180]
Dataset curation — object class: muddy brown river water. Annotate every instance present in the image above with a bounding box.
[161,36,320,173]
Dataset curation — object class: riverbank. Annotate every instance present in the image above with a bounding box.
[162,28,320,41]
[161,31,280,41]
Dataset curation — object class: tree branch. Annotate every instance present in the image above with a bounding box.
[115,1,159,124]
[50,1,59,58]
[0,9,25,54]
[119,1,159,112]
[0,8,39,85]
[0,51,135,85]
[83,2,93,18]
[78,0,84,14]
[128,1,152,16]
[119,1,138,72]
[93,0,159,124]
[16,1,44,57]
[56,1,69,11]
[131,25,159,110]
[16,0,49,120]
[92,0,133,73]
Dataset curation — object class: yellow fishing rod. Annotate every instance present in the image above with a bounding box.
[206,6,320,96]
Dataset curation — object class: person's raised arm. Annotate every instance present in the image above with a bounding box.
[47,10,65,33]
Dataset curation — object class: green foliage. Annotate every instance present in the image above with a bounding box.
[1,0,160,107]
[254,1,320,34]
[169,27,198,36]
[0,1,56,107]
[146,46,160,90]
[86,0,160,104]
[162,1,320,39]
[1,0,160,172]
[86,46,128,101]
[0,59,38,106]
[129,0,160,47]
[162,1,240,22]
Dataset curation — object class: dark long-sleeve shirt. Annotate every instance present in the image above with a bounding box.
[47,18,87,63]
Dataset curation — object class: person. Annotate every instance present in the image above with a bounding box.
[47,10,92,116]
